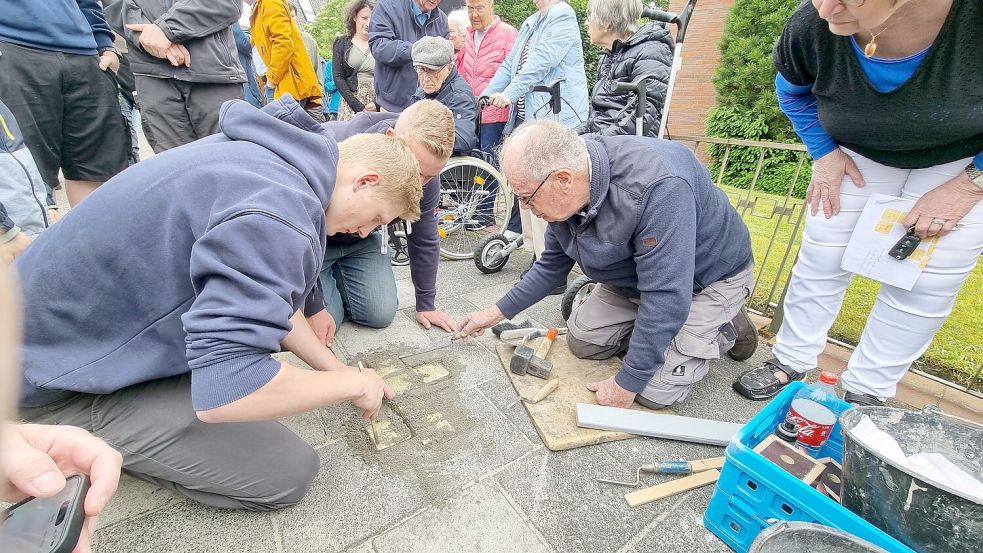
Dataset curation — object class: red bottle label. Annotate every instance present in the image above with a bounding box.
[787,398,835,448]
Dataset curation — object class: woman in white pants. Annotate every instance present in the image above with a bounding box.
[733,0,983,405]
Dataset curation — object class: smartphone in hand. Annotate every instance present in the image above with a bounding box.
[0,474,89,553]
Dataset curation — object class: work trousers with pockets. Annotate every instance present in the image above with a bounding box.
[136,76,242,153]
[566,264,754,406]
[20,374,320,511]
[772,149,982,399]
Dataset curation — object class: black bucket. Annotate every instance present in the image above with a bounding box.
[749,521,888,553]
[840,405,983,553]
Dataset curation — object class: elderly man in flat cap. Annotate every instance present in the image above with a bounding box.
[410,36,478,154]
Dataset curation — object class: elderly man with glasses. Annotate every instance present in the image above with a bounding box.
[410,36,478,154]
[457,120,758,410]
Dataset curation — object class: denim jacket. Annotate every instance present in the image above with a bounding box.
[482,1,588,130]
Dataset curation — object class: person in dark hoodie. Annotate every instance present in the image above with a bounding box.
[578,0,673,137]
[369,0,450,112]
[306,100,459,346]
[410,37,478,155]
[457,120,757,410]
[15,96,423,510]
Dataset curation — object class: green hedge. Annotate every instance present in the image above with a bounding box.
[706,0,810,198]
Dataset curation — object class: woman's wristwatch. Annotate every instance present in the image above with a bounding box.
[967,162,983,190]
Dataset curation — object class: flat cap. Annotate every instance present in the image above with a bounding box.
[412,36,454,70]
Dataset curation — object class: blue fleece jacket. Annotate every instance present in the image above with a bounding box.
[497,137,753,393]
[368,0,449,112]
[0,0,113,55]
[320,112,441,312]
[17,97,337,410]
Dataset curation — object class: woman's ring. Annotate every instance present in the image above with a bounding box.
[931,217,946,225]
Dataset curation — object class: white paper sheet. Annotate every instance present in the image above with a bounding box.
[841,194,939,291]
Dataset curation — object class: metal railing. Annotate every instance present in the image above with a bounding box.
[672,135,807,330]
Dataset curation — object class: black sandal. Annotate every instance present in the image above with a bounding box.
[732,358,804,401]
[844,391,884,407]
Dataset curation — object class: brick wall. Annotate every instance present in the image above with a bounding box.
[664,0,733,139]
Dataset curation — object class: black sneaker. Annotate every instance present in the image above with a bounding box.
[726,306,758,362]
[733,358,805,401]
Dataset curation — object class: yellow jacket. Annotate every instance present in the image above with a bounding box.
[250,0,322,103]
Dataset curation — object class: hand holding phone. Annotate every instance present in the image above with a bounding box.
[1,424,123,553]
[1,475,88,553]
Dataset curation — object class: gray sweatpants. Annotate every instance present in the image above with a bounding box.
[20,374,319,511]
[135,77,243,153]
[567,264,754,406]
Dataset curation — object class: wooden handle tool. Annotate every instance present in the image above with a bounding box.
[357,361,380,445]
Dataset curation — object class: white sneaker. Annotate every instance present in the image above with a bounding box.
[503,230,521,241]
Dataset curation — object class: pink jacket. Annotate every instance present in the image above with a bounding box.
[458,17,517,125]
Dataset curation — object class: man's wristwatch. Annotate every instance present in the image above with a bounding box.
[98,46,120,58]
[967,162,983,190]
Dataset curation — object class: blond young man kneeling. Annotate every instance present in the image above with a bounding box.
[14,96,420,511]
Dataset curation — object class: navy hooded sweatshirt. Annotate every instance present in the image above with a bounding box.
[16,97,336,410]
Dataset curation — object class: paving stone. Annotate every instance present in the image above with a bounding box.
[97,473,181,530]
[494,447,656,553]
[280,409,331,448]
[334,312,433,359]
[372,480,550,553]
[95,500,276,553]
[395,278,418,310]
[275,445,430,553]
[617,485,731,553]
[476,373,542,445]
[670,350,770,425]
[346,541,377,553]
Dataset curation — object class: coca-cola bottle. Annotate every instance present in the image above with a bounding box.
[784,371,846,457]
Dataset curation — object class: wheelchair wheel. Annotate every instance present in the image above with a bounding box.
[387,221,410,267]
[474,233,511,274]
[437,156,513,260]
[560,275,597,321]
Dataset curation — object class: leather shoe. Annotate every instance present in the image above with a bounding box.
[726,306,758,361]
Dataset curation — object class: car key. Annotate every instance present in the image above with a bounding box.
[889,227,921,260]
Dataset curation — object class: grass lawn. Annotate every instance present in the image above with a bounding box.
[719,185,983,391]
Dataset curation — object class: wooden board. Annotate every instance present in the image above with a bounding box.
[576,404,742,446]
[496,336,669,451]
[625,469,721,508]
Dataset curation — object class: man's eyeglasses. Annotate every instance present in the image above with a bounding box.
[518,169,557,207]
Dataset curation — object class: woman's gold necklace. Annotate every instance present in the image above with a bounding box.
[863,25,891,58]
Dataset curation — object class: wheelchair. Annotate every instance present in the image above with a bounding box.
[382,98,514,266]
[433,98,515,262]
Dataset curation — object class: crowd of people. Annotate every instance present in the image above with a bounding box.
[1,0,981,550]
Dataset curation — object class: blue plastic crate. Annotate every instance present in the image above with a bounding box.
[703,381,914,553]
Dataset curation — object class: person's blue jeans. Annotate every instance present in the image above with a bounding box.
[265,85,275,104]
[318,231,398,328]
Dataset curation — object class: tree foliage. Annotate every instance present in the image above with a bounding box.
[308,0,350,59]
[706,0,809,197]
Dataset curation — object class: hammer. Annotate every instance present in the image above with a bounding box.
[509,328,558,380]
